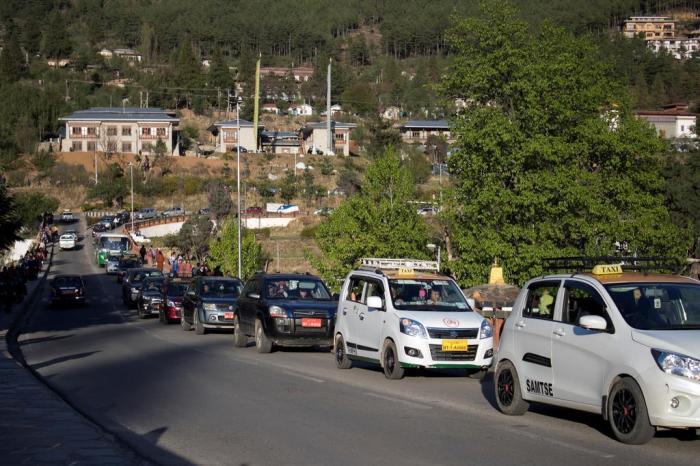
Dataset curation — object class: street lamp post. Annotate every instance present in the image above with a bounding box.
[129,162,134,233]
[236,95,243,279]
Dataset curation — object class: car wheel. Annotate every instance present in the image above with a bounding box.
[494,360,529,415]
[608,377,655,444]
[194,310,206,335]
[180,312,193,331]
[467,368,488,381]
[137,303,146,319]
[159,309,166,324]
[255,319,272,353]
[334,334,352,369]
[382,340,404,380]
[233,316,247,347]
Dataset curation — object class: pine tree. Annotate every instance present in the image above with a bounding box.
[208,47,232,89]
[42,10,72,58]
[0,25,25,82]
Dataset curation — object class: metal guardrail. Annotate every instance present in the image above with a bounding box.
[123,215,190,232]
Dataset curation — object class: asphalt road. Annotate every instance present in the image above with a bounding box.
[18,221,700,466]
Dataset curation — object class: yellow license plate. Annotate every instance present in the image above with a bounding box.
[441,339,468,351]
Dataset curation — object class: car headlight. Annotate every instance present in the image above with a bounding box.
[131,287,138,293]
[269,305,287,318]
[400,318,427,338]
[652,349,700,382]
[167,300,176,308]
[479,319,493,339]
[203,303,217,311]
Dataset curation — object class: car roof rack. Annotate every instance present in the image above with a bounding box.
[542,256,682,273]
[359,258,439,272]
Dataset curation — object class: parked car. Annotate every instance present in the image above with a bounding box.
[63,230,79,242]
[244,206,263,216]
[197,208,211,216]
[50,275,85,306]
[161,207,184,217]
[159,278,191,324]
[234,273,338,353]
[494,260,700,444]
[105,254,122,274]
[334,258,493,379]
[313,207,334,216]
[136,208,157,220]
[137,276,166,319]
[180,277,244,335]
[116,256,142,284]
[60,210,76,223]
[58,234,76,250]
[116,210,130,224]
[97,216,116,230]
[121,268,164,308]
[417,206,437,216]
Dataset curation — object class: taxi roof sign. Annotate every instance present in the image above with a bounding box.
[591,264,623,275]
[360,258,439,272]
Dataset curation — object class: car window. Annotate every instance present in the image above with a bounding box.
[346,276,367,303]
[364,280,384,304]
[55,277,82,287]
[523,282,559,320]
[606,283,700,330]
[561,281,612,329]
[388,278,470,311]
[199,280,242,297]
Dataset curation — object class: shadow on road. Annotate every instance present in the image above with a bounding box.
[32,350,100,370]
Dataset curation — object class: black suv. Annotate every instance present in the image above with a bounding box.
[234,273,337,353]
[122,268,163,308]
[116,256,142,284]
[137,276,166,319]
[181,277,243,335]
[50,275,85,306]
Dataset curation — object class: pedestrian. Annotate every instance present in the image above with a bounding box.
[139,244,147,263]
[156,249,165,272]
[172,257,180,277]
[149,247,156,265]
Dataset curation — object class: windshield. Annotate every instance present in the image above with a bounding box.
[132,270,163,282]
[98,237,129,251]
[119,259,139,269]
[107,255,121,262]
[389,278,471,312]
[199,280,242,298]
[143,278,164,292]
[167,283,188,297]
[54,277,81,288]
[605,283,700,330]
[264,279,331,300]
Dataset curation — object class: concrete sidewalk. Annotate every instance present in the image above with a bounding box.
[1,253,141,465]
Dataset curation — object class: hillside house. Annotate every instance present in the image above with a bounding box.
[261,103,280,114]
[636,103,697,139]
[289,103,313,116]
[623,16,675,39]
[301,121,356,156]
[382,106,402,120]
[259,66,314,82]
[58,107,179,155]
[647,37,700,59]
[211,119,263,153]
[261,130,302,154]
[113,48,142,63]
[400,120,454,144]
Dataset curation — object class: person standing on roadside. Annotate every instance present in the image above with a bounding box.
[156,249,165,272]
[139,244,147,264]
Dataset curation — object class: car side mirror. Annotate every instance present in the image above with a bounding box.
[248,292,260,300]
[466,298,476,310]
[187,290,196,297]
[366,296,383,310]
[578,315,607,331]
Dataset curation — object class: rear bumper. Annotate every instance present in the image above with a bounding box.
[52,296,85,304]
[271,336,333,347]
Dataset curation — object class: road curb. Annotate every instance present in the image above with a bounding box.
[4,237,154,466]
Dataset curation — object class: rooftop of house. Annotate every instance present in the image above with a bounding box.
[401,120,450,129]
[213,119,262,128]
[59,107,178,122]
[636,103,696,117]
[626,16,672,22]
[306,121,357,129]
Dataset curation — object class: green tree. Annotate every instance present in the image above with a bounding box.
[0,25,25,83]
[0,184,21,250]
[280,172,297,203]
[208,217,266,279]
[176,215,214,262]
[208,180,232,219]
[12,191,58,233]
[664,151,700,257]
[314,149,429,287]
[440,1,685,286]
[209,47,233,90]
[42,10,72,58]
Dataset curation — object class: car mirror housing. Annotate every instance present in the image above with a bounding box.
[579,315,607,331]
[366,296,383,310]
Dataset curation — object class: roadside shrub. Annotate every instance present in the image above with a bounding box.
[13,191,59,231]
[256,228,271,240]
[300,225,318,239]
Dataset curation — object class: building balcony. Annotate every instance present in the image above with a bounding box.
[140,134,166,140]
[69,134,98,139]
[223,137,239,143]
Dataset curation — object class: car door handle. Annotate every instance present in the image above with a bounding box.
[342,310,347,315]
[515,320,526,329]
[359,313,365,321]
[553,328,566,337]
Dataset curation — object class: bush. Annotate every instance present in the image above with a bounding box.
[256,228,271,240]
[49,162,91,186]
[13,191,59,231]
[300,224,318,239]
[32,150,55,175]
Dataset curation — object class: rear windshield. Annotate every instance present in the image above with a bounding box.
[167,283,188,297]
[55,277,81,287]
[605,283,700,330]
[119,259,139,268]
[132,270,163,281]
[143,278,165,292]
[199,280,242,298]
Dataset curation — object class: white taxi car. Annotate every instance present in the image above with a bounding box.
[495,262,700,444]
[58,234,76,250]
[334,258,494,379]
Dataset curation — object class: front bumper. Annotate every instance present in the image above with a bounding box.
[396,336,494,369]
[267,317,333,346]
[106,265,119,274]
[141,300,163,315]
[643,370,700,428]
[165,306,182,320]
[52,295,85,304]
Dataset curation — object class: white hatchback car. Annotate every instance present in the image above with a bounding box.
[58,234,76,250]
[495,262,700,444]
[334,258,494,379]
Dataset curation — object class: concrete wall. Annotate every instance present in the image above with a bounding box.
[139,217,295,237]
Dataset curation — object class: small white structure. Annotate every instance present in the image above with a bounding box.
[647,37,700,60]
[289,103,313,116]
[636,104,697,139]
[302,121,356,156]
[211,119,262,153]
[261,103,280,114]
[382,106,402,120]
[99,49,113,59]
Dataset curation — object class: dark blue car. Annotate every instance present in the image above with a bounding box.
[233,273,338,353]
[181,277,244,335]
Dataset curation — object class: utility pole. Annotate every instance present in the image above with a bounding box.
[326,59,332,156]
[139,91,143,108]
[226,89,231,120]
[65,80,70,102]
[236,94,243,279]
[130,162,134,232]
[94,153,98,185]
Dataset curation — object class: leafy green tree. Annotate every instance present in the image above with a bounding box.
[366,118,401,157]
[314,149,429,287]
[208,217,266,279]
[440,1,685,286]
[208,180,232,219]
[341,81,376,116]
[0,184,21,250]
[176,215,214,262]
[664,151,700,257]
[0,25,25,83]
[12,191,58,232]
[280,172,297,203]
[209,47,233,89]
[42,10,72,58]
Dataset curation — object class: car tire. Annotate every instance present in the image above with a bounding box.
[467,368,488,381]
[255,319,273,353]
[382,340,404,380]
[334,334,352,369]
[159,309,167,324]
[494,360,529,415]
[608,377,655,445]
[180,313,193,331]
[233,316,247,347]
[194,310,206,335]
[137,303,146,319]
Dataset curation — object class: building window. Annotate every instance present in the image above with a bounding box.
[411,130,420,139]
[106,142,117,153]
[71,126,81,135]
[87,127,97,136]
[142,127,151,136]
[681,125,685,132]
[122,126,132,136]
[156,127,166,137]
[122,142,132,153]
[106,126,117,136]
[86,141,96,151]
[335,132,345,141]
[71,141,83,151]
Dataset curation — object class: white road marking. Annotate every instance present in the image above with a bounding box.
[364,391,431,410]
[282,371,325,383]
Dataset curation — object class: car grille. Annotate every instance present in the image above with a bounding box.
[293,309,329,318]
[427,328,478,339]
[429,344,478,361]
